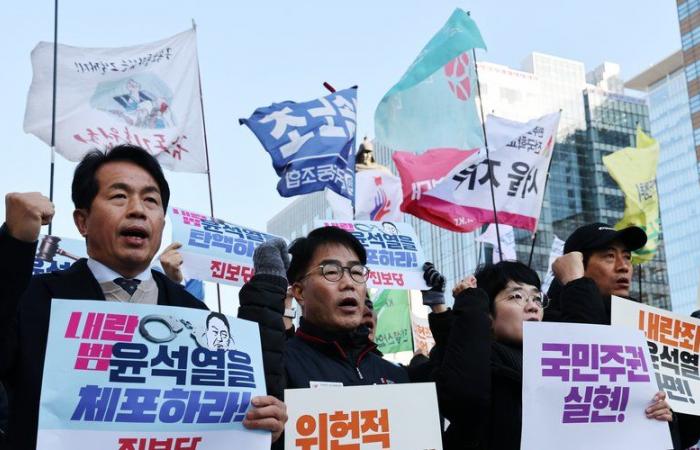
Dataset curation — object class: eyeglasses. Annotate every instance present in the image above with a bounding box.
[503,291,549,309]
[301,262,370,284]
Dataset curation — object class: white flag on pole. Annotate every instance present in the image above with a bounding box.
[475,223,516,262]
[24,29,207,173]
[425,111,561,232]
[542,235,565,293]
[354,168,403,222]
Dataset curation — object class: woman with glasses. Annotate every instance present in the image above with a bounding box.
[433,260,671,450]
[432,260,545,450]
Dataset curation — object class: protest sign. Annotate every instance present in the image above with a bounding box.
[612,296,700,415]
[24,29,206,173]
[170,207,282,287]
[411,313,435,356]
[284,383,442,450]
[522,321,672,450]
[37,299,269,450]
[33,234,87,275]
[315,220,428,290]
[372,290,412,354]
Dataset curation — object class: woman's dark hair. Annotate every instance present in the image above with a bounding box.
[474,261,541,314]
[72,144,170,212]
[287,226,367,282]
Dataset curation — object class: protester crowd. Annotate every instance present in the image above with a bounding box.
[1,144,700,449]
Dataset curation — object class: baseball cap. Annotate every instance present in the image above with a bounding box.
[563,223,647,254]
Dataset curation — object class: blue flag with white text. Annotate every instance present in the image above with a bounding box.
[240,87,357,199]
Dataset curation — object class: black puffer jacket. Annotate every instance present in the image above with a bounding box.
[433,288,524,450]
[286,318,409,388]
[237,274,287,400]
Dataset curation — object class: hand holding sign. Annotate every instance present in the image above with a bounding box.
[5,192,54,242]
[645,391,672,422]
[243,395,288,443]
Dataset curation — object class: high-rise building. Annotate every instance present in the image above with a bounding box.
[627,51,700,313]
[677,0,700,172]
[267,52,671,310]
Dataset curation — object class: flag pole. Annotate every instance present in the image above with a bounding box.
[322,82,358,218]
[472,47,502,260]
[527,232,537,267]
[526,108,562,268]
[192,20,222,313]
[48,0,59,235]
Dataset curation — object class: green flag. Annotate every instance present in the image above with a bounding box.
[373,289,413,354]
[374,8,487,152]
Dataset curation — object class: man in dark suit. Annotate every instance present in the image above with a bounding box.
[0,145,285,449]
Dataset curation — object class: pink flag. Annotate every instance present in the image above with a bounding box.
[392,148,480,232]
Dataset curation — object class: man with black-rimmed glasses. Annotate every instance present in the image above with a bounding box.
[239,226,408,394]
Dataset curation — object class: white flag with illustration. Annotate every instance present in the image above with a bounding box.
[425,112,560,232]
[24,29,206,173]
[354,169,403,222]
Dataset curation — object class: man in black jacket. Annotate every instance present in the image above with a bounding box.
[0,145,285,449]
[545,222,700,449]
[241,226,408,391]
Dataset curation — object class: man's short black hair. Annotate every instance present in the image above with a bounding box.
[287,226,367,282]
[474,261,542,314]
[206,311,230,331]
[71,144,170,212]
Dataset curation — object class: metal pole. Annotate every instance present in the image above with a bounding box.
[472,48,502,260]
[192,20,222,312]
[48,0,59,235]
[527,232,537,267]
[526,112,560,268]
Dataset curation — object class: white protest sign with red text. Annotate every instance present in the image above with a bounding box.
[284,383,442,450]
[612,296,700,415]
[170,207,283,287]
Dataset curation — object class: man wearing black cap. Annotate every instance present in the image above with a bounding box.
[545,223,700,449]
[544,222,647,325]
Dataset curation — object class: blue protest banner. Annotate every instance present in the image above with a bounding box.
[37,299,269,449]
[240,86,357,199]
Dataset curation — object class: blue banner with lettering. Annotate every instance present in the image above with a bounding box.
[240,86,357,199]
[37,300,269,450]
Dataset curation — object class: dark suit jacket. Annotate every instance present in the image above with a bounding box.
[0,227,207,450]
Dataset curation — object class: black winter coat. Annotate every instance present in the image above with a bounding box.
[286,318,409,388]
[433,288,524,450]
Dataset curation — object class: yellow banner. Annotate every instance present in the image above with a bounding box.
[602,128,660,264]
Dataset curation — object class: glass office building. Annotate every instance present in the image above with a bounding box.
[627,51,700,313]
